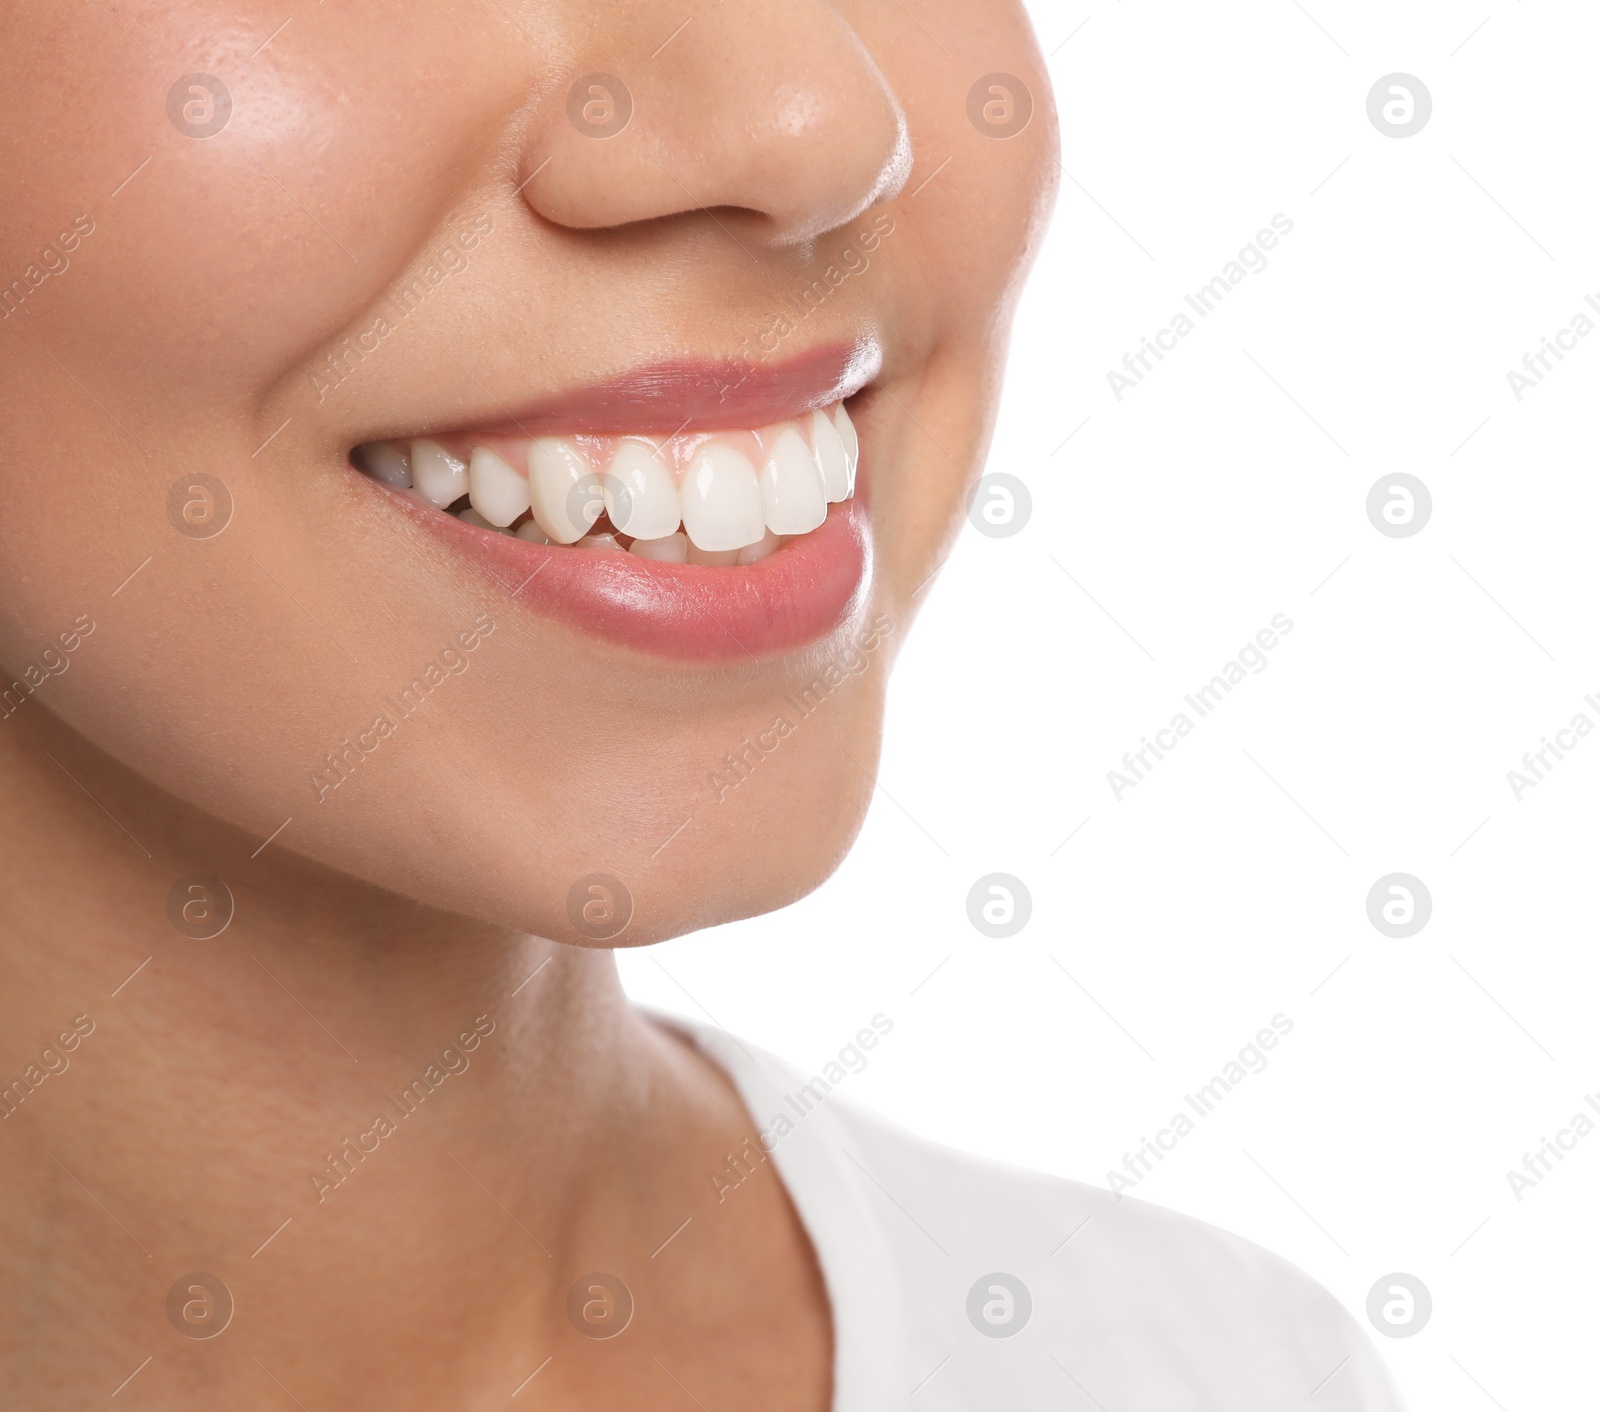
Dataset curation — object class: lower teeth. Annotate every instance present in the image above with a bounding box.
[435,500,799,564]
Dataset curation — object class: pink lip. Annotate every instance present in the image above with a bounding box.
[389,490,871,660]
[422,340,881,437]
[359,344,878,660]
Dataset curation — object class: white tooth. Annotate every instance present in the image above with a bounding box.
[679,441,766,552]
[736,529,781,565]
[809,410,850,503]
[458,507,512,534]
[604,441,681,540]
[686,542,740,566]
[758,425,827,535]
[528,437,603,544]
[515,519,551,544]
[833,403,858,494]
[468,446,530,527]
[411,439,468,507]
[629,532,688,563]
[575,532,624,552]
[360,441,412,488]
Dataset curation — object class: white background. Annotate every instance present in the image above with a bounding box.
[624,4,1600,1407]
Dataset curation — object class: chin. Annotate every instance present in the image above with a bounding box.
[220,650,890,947]
[485,671,886,946]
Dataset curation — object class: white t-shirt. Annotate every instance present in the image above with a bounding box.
[676,1019,1406,1412]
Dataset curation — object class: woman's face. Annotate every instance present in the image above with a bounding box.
[0,0,1054,943]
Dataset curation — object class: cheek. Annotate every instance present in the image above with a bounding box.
[883,0,1058,303]
[0,0,535,683]
[4,0,529,402]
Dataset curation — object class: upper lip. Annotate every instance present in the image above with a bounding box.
[359,337,882,443]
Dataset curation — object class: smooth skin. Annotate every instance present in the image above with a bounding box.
[0,0,1056,1406]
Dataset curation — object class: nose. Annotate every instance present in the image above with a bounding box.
[522,1,910,246]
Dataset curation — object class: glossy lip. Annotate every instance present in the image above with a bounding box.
[386,486,871,661]
[396,339,881,438]
[353,344,878,660]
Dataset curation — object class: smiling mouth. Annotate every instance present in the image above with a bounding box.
[351,401,858,566]
[342,346,877,660]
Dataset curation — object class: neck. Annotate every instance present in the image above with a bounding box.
[0,705,719,1403]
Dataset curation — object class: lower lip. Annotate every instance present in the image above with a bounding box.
[383,485,872,661]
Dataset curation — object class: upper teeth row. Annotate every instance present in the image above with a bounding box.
[355,403,858,554]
